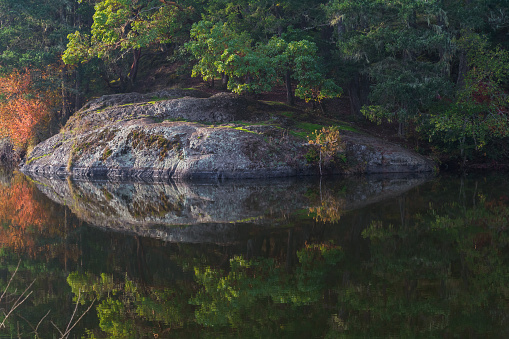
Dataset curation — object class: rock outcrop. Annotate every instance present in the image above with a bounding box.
[21,90,435,179]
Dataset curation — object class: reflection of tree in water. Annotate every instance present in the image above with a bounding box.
[0,172,48,255]
[0,170,87,338]
[339,193,509,337]
[0,171,80,262]
[308,191,345,224]
[0,172,507,337]
[65,180,509,338]
[67,272,193,338]
[308,181,345,224]
[191,242,343,335]
[66,242,344,338]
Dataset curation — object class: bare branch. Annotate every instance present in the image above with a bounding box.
[64,289,81,335]
[51,321,64,337]
[60,298,96,339]
[0,259,21,303]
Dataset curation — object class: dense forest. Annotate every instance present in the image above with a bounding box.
[0,0,509,167]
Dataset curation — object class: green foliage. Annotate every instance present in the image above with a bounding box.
[304,147,319,163]
[186,17,341,102]
[327,0,456,128]
[63,0,195,89]
[0,0,83,72]
[188,0,333,100]
[425,32,509,161]
[325,0,509,142]
[186,20,276,94]
[263,37,342,102]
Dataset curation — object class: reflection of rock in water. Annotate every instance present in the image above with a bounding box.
[0,166,14,186]
[26,173,433,243]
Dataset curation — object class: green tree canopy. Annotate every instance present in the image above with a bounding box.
[186,20,341,104]
[63,0,195,90]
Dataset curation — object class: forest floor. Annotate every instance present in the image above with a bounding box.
[182,77,427,154]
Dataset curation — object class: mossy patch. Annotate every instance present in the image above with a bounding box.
[225,126,259,134]
[102,188,113,201]
[290,122,358,139]
[146,96,181,104]
[26,153,50,165]
[75,128,119,155]
[127,130,183,160]
[101,147,113,161]
[280,111,295,118]
[66,127,120,169]
[260,100,296,109]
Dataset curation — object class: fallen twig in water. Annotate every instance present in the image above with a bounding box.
[0,260,36,329]
[51,289,96,339]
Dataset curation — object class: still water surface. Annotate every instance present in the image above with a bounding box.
[0,170,508,338]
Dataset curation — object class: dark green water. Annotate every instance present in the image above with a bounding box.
[0,170,508,338]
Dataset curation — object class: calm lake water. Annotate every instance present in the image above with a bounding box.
[0,169,508,338]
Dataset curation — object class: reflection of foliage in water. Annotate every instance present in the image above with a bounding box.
[0,172,48,255]
[341,194,509,337]
[308,192,344,223]
[62,184,509,338]
[192,242,343,330]
[0,171,80,261]
[307,183,345,224]
[1,171,509,337]
[67,272,193,338]
[0,170,85,337]
[66,242,344,338]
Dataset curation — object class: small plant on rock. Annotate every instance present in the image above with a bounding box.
[307,126,345,175]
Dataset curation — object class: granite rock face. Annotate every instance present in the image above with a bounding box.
[21,90,435,179]
[23,121,310,179]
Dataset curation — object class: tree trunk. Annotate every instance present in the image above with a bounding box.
[61,65,69,123]
[457,49,468,90]
[437,10,450,77]
[129,48,142,86]
[398,121,406,137]
[347,73,370,117]
[285,69,294,106]
[221,73,229,89]
[74,68,81,112]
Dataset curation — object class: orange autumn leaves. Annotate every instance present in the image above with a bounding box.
[0,69,56,147]
[0,173,48,256]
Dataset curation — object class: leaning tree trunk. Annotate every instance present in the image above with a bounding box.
[129,48,142,86]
